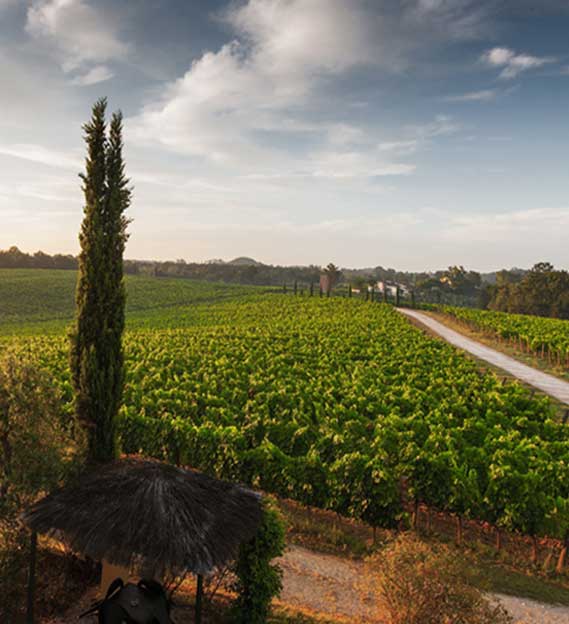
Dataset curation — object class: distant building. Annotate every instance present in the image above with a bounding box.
[376,281,410,296]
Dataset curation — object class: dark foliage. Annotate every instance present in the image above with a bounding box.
[486,262,569,319]
[0,350,87,623]
[23,458,263,578]
[0,246,77,270]
[69,99,131,463]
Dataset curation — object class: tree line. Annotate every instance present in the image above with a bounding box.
[2,244,567,319]
[484,262,569,319]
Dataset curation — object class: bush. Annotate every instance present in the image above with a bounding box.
[0,349,85,622]
[372,534,512,624]
[0,349,84,512]
[232,498,286,623]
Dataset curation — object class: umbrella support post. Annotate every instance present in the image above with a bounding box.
[26,531,37,624]
[195,574,204,624]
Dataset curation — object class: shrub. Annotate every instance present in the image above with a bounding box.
[232,498,286,623]
[0,349,85,621]
[0,349,84,511]
[372,534,512,624]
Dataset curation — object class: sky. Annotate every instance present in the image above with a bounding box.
[1,0,569,271]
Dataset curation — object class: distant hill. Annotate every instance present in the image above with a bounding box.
[227,257,263,266]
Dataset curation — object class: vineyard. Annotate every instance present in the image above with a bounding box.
[0,269,267,334]
[434,305,569,369]
[7,294,569,561]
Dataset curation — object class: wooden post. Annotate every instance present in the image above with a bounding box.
[455,515,463,545]
[556,532,569,573]
[195,574,204,624]
[310,282,314,297]
[495,527,501,551]
[531,535,538,564]
[411,499,419,530]
[26,531,37,624]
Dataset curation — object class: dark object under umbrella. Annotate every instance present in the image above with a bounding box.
[23,457,262,577]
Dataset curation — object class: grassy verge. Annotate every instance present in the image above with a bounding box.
[477,563,569,605]
[279,497,569,608]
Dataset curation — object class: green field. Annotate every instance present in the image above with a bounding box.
[5,274,568,541]
[0,269,269,334]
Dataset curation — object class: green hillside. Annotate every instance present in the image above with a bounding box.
[0,269,269,334]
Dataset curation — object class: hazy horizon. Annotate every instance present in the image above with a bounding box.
[1,1,569,272]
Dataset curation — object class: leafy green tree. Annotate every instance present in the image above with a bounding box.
[69,98,131,464]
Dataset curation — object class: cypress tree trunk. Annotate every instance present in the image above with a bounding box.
[70,99,131,465]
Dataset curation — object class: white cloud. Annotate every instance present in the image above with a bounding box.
[378,140,419,153]
[224,0,381,77]
[308,151,415,179]
[482,47,555,79]
[0,143,81,169]
[70,64,114,86]
[408,115,460,139]
[443,207,569,242]
[26,0,129,74]
[130,1,475,182]
[443,89,498,102]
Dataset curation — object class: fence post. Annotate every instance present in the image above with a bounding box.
[26,531,37,624]
[195,574,204,624]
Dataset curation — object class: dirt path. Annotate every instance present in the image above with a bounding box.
[279,545,569,624]
[399,308,569,406]
[45,545,569,623]
[277,545,382,622]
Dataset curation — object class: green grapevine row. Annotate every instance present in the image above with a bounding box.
[10,296,569,541]
[436,305,569,367]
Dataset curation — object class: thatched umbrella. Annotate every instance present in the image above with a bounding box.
[23,458,262,576]
[23,458,263,622]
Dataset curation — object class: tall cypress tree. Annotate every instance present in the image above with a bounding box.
[70,99,131,464]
